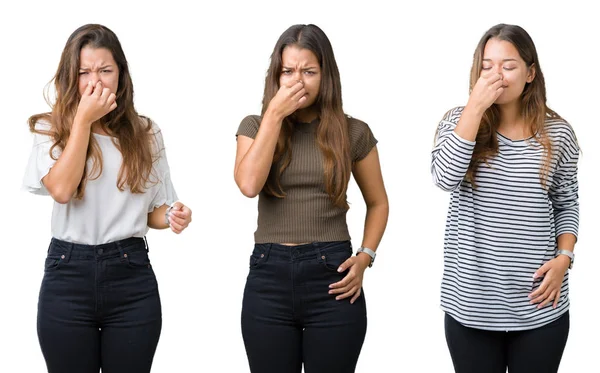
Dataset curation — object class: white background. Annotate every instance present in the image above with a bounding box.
[1,0,598,372]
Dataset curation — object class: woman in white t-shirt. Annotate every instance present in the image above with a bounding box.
[22,24,192,373]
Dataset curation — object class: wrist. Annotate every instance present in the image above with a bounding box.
[464,101,487,118]
[554,255,571,271]
[356,253,371,269]
[73,114,93,129]
[264,107,285,124]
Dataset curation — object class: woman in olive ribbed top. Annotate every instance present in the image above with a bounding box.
[234,24,388,373]
[237,114,377,244]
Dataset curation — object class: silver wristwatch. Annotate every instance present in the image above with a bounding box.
[356,246,376,268]
[165,204,175,226]
[556,249,574,269]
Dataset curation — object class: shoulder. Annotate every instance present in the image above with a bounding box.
[30,119,54,147]
[237,115,261,139]
[240,114,261,127]
[440,106,465,124]
[544,115,579,151]
[346,115,374,139]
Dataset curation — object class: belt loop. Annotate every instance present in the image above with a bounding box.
[265,243,272,261]
[143,236,149,252]
[63,242,74,263]
[316,246,324,264]
[117,241,126,262]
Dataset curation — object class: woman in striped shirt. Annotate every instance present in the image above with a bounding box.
[432,24,579,373]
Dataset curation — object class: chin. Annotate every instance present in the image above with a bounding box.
[494,95,520,106]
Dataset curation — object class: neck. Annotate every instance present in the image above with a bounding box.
[91,122,111,136]
[496,101,531,139]
[293,107,319,123]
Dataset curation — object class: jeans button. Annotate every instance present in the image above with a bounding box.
[98,248,103,255]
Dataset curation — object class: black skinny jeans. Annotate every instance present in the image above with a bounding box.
[445,311,570,373]
[241,241,367,373]
[37,237,162,373]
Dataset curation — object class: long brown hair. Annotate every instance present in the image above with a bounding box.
[467,24,559,187]
[28,24,155,199]
[262,24,351,209]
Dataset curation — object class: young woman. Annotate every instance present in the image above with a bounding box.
[234,24,389,373]
[431,24,579,373]
[22,24,192,373]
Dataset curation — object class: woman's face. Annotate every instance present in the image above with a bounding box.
[78,46,119,96]
[279,45,321,110]
[481,38,535,105]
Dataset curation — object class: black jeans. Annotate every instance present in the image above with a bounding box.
[241,241,367,373]
[445,312,570,373]
[37,237,162,373]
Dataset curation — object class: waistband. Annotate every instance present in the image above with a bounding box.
[49,237,147,261]
[255,241,352,260]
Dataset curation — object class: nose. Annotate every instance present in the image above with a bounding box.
[86,72,101,86]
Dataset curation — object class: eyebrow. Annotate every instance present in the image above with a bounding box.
[79,65,114,70]
[482,59,518,62]
[281,66,318,70]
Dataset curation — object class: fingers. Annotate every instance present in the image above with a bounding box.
[529,280,548,299]
[350,288,362,304]
[337,257,354,273]
[83,81,94,96]
[335,286,360,301]
[329,272,353,289]
[553,290,561,309]
[537,290,557,309]
[480,70,502,81]
[533,261,551,279]
[530,288,551,305]
[92,81,103,97]
[168,213,187,227]
[169,216,184,234]
[286,80,305,92]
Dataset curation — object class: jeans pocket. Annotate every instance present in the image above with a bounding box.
[125,249,152,269]
[44,256,63,272]
[249,245,269,269]
[321,249,352,272]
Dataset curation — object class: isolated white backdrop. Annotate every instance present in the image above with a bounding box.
[1,0,598,372]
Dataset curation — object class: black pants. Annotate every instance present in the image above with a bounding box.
[37,237,162,373]
[241,241,367,373]
[445,312,570,373]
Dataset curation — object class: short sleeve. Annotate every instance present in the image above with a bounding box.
[22,121,60,195]
[348,116,378,162]
[149,121,178,211]
[236,115,261,139]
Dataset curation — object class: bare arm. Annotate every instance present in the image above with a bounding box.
[42,81,117,203]
[234,112,285,198]
[234,81,307,198]
[352,147,389,267]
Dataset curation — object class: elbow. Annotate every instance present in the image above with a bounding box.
[435,181,460,192]
[48,187,75,204]
[237,182,260,198]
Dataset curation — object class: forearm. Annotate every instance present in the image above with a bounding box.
[557,233,576,252]
[148,204,169,230]
[361,201,389,251]
[42,119,92,203]
[235,111,284,197]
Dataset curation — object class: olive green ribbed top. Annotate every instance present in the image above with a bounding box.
[236,115,377,244]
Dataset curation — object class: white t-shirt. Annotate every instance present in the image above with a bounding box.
[22,119,178,244]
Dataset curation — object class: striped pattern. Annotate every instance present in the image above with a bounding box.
[431,107,579,331]
[237,115,377,244]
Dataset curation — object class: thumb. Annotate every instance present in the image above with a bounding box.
[83,81,94,96]
[533,261,552,279]
[172,201,184,211]
[337,257,353,273]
